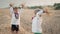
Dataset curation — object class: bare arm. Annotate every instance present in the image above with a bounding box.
[43,9,50,16]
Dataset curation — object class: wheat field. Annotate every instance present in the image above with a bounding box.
[0,8,60,34]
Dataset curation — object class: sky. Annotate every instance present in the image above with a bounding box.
[0,0,60,8]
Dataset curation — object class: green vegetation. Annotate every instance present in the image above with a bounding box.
[28,6,43,9]
[54,3,60,10]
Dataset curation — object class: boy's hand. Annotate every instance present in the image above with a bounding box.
[43,7,52,16]
[9,3,14,7]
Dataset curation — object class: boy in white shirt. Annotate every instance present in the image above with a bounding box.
[9,4,24,34]
[32,8,50,34]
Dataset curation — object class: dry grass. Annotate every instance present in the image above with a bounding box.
[0,8,60,34]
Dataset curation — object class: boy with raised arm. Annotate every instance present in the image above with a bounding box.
[9,3,24,34]
[32,8,50,34]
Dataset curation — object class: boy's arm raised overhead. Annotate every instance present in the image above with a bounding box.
[19,4,25,14]
[9,4,14,15]
[43,8,50,16]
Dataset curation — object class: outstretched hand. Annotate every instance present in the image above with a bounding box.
[43,7,52,16]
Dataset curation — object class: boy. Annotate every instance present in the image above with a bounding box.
[9,4,24,34]
[32,8,50,34]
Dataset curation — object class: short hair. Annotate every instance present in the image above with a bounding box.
[13,7,18,10]
[34,9,40,14]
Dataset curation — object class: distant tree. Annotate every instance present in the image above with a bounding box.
[54,3,60,10]
[28,6,43,9]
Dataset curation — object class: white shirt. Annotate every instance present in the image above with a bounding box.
[10,7,23,25]
[32,9,43,33]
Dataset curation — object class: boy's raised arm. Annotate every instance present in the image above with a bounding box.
[9,3,14,15]
[43,8,50,16]
[19,3,25,14]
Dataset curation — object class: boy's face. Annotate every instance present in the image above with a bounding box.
[13,8,18,13]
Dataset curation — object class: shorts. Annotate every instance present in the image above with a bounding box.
[34,33,42,34]
[11,25,19,31]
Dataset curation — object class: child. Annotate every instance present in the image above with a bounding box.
[32,8,49,34]
[9,4,24,34]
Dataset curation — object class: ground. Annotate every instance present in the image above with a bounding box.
[0,8,60,34]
